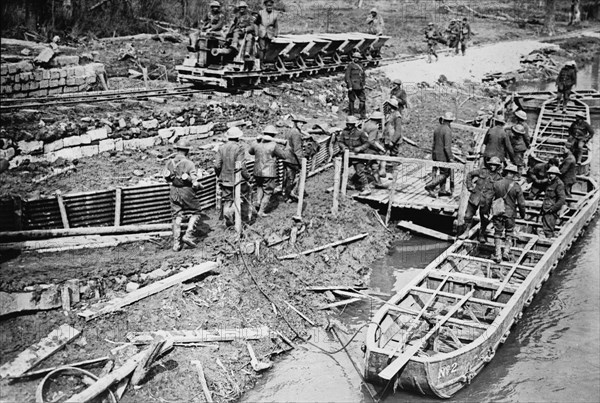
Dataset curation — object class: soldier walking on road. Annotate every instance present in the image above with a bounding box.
[482,117,515,165]
[559,146,577,197]
[249,125,290,217]
[555,61,577,112]
[338,116,373,196]
[458,17,472,56]
[214,127,250,226]
[460,156,503,242]
[162,139,205,251]
[424,22,442,63]
[540,166,566,238]
[425,112,455,198]
[345,52,367,118]
[491,164,526,263]
[568,111,594,165]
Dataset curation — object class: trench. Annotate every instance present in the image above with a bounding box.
[241,57,600,402]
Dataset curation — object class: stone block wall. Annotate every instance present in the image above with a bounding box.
[0,61,105,98]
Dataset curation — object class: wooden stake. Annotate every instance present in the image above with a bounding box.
[191,360,213,403]
[142,67,149,89]
[332,157,341,215]
[234,161,242,236]
[293,158,307,222]
[385,167,399,226]
[56,192,70,229]
[98,73,109,91]
[61,284,71,312]
[341,150,350,196]
[278,233,368,260]
[114,188,122,227]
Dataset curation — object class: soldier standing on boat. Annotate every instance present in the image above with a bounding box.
[526,157,559,199]
[568,111,595,165]
[460,156,503,242]
[559,146,577,198]
[214,127,250,226]
[540,166,566,238]
[507,124,530,177]
[482,116,515,165]
[162,139,205,251]
[425,112,455,198]
[345,52,367,118]
[338,116,373,196]
[555,61,577,113]
[366,8,385,36]
[491,164,526,263]
[249,125,290,217]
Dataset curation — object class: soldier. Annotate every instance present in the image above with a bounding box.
[540,166,566,238]
[201,1,226,36]
[508,124,530,177]
[363,111,388,188]
[482,117,515,165]
[425,112,455,198]
[248,125,289,217]
[460,156,503,242]
[277,121,304,202]
[226,1,258,62]
[424,22,441,63]
[555,61,577,112]
[384,99,403,156]
[338,115,372,196]
[366,8,385,36]
[258,0,279,67]
[162,139,205,251]
[214,127,250,226]
[292,115,319,161]
[491,164,526,263]
[446,19,459,53]
[526,157,559,199]
[389,79,408,114]
[559,146,577,197]
[458,17,472,56]
[344,51,367,118]
[568,111,595,164]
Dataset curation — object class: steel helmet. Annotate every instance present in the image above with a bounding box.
[504,164,519,174]
[226,126,243,139]
[237,1,248,8]
[575,111,586,119]
[566,60,576,67]
[511,124,526,135]
[263,125,278,135]
[392,78,402,85]
[175,138,191,151]
[351,51,363,59]
[370,111,385,120]
[488,156,502,166]
[428,22,434,26]
[370,8,378,13]
[493,116,506,124]
[346,116,358,125]
[388,98,399,109]
[264,0,274,4]
[547,166,561,175]
[440,111,455,121]
[210,0,221,7]
[514,110,527,120]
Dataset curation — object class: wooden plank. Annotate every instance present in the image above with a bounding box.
[378,290,474,380]
[56,192,70,229]
[283,301,316,326]
[114,188,122,226]
[349,153,464,170]
[0,324,80,379]
[305,285,368,292]
[234,162,242,236]
[448,253,534,271]
[428,271,518,293]
[0,287,63,316]
[397,221,454,241]
[192,361,214,403]
[385,168,400,226]
[388,305,488,330]
[278,233,368,260]
[319,298,361,310]
[410,286,505,308]
[126,326,272,344]
[8,357,110,380]
[78,262,218,321]
[493,236,538,300]
[332,157,341,215]
[341,149,349,196]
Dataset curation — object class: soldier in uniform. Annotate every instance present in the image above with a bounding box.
[491,164,526,263]
[458,17,472,55]
[249,125,289,217]
[482,117,515,165]
[460,156,503,242]
[162,139,205,251]
[555,61,577,112]
[214,127,250,226]
[513,110,530,136]
[526,157,559,199]
[363,111,388,188]
[425,112,455,198]
[277,121,304,202]
[389,79,408,114]
[559,146,577,197]
[258,0,279,68]
[384,99,403,156]
[446,19,460,53]
[366,8,385,35]
[226,1,258,63]
[424,22,442,63]
[568,111,595,164]
[540,166,566,238]
[292,115,319,161]
[338,116,373,195]
[201,1,226,36]
[344,51,367,118]
[508,123,530,177]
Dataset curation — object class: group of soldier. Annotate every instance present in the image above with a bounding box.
[424,18,473,62]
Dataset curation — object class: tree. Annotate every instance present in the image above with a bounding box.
[543,0,556,35]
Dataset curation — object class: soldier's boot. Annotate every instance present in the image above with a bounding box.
[255,187,263,211]
[359,102,367,119]
[348,102,355,116]
[359,183,372,196]
[182,214,201,248]
[172,216,183,252]
[373,173,387,189]
[257,194,271,217]
[478,218,489,243]
[502,236,513,261]
[458,219,473,240]
[494,238,503,263]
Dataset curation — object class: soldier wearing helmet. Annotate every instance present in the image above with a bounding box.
[446,19,461,53]
[201,1,226,36]
[507,123,531,176]
[526,156,559,199]
[567,111,594,164]
[215,127,250,226]
[491,164,526,262]
[555,61,577,112]
[345,52,367,118]
[362,111,388,188]
[459,156,503,242]
[277,119,305,202]
[482,116,515,165]
[559,145,577,197]
[226,1,258,63]
[425,112,455,198]
[248,125,290,217]
[384,98,403,156]
[162,139,205,251]
[424,22,442,63]
[457,17,472,56]
[390,78,408,113]
[366,8,384,36]
[338,115,372,195]
[540,165,566,238]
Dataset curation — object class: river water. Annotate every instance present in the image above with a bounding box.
[243,58,600,403]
